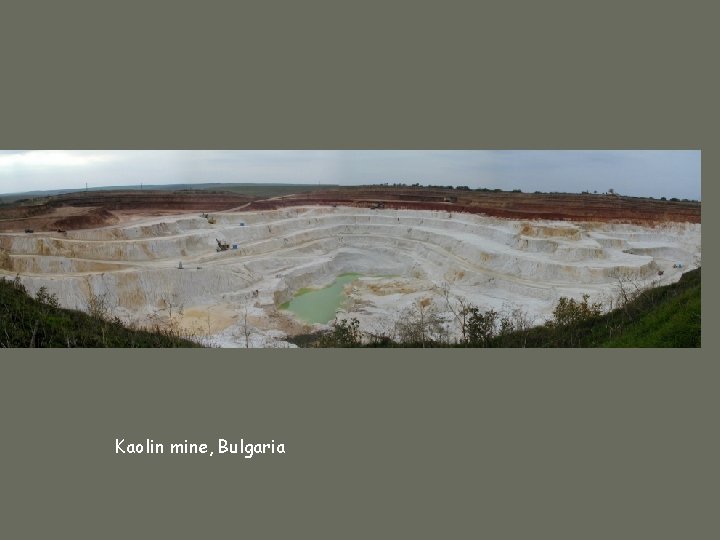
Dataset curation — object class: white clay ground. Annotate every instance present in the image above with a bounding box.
[0,206,702,347]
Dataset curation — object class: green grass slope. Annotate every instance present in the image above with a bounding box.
[493,268,701,348]
[600,271,701,347]
[0,276,202,348]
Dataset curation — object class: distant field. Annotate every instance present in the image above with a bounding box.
[0,183,338,202]
[205,184,340,197]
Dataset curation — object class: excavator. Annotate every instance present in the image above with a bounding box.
[216,239,230,252]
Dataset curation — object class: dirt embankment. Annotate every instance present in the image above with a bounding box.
[0,190,253,232]
[0,187,700,232]
[51,190,252,211]
[53,207,118,230]
[247,188,701,224]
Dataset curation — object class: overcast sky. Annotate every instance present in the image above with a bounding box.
[0,150,701,200]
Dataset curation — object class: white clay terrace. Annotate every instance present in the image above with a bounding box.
[0,206,701,347]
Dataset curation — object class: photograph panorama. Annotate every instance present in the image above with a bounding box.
[0,150,701,348]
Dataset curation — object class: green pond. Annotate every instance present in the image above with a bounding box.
[280,273,362,324]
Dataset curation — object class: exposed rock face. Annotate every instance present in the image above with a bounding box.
[0,206,701,347]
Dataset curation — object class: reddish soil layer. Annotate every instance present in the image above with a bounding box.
[0,190,252,231]
[0,187,700,231]
[248,187,701,225]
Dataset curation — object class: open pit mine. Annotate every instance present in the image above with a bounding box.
[0,205,701,347]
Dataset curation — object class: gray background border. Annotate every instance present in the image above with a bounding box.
[1,1,716,538]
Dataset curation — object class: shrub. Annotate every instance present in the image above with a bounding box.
[394,299,447,347]
[552,294,602,327]
[465,307,498,347]
[318,317,362,347]
[35,286,60,309]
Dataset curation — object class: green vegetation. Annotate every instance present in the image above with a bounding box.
[291,268,701,348]
[598,271,701,347]
[0,276,203,347]
[506,268,700,348]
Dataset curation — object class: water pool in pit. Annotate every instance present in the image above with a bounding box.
[280,273,362,324]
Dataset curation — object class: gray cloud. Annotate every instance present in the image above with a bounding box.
[0,150,701,200]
